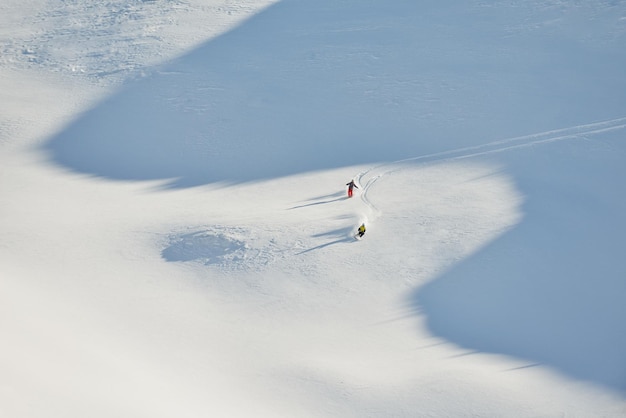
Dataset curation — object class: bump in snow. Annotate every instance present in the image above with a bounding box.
[162,228,249,266]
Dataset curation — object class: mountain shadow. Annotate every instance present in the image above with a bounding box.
[41,0,626,187]
[412,137,626,393]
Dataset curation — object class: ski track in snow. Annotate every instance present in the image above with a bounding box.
[355,116,626,221]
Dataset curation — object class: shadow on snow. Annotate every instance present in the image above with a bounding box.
[288,191,348,209]
[297,225,356,254]
[41,0,623,187]
[412,139,626,393]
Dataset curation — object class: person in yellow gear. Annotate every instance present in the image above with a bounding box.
[357,223,366,238]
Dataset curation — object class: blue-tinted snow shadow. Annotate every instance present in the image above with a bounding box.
[297,226,356,254]
[412,136,626,393]
[41,0,626,187]
[289,191,347,209]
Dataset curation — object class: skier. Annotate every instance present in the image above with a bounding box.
[357,223,366,238]
[346,179,358,198]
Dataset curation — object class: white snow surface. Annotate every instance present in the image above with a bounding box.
[1,0,626,416]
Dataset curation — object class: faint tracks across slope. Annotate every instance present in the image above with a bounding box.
[354,116,626,218]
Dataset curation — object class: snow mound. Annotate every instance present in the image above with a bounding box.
[162,227,251,266]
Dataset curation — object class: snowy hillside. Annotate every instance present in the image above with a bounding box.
[1,0,625,417]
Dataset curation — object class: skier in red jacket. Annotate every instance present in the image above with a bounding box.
[346,180,358,198]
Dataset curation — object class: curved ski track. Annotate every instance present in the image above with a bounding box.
[354,116,626,220]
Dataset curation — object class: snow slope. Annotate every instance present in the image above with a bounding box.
[1,0,626,417]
